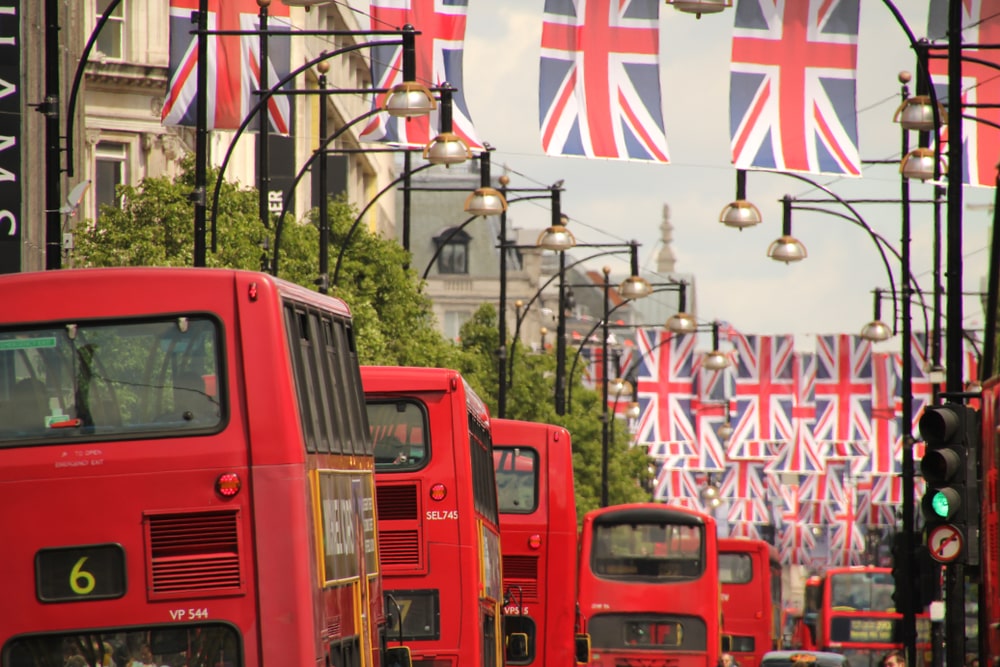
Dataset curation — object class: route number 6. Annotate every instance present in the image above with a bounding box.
[70,556,96,595]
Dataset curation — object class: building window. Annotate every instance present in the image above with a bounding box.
[96,0,124,60]
[433,227,471,275]
[95,141,126,214]
[443,311,470,342]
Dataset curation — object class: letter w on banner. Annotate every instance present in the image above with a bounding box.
[162,0,292,132]
[361,0,483,150]
[539,0,670,162]
[729,0,861,175]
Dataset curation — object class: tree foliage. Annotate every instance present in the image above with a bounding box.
[70,158,457,368]
[71,160,651,517]
[456,305,653,519]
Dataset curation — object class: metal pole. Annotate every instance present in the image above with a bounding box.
[193,0,208,267]
[258,3,271,231]
[944,9,966,665]
[402,151,412,253]
[945,0,964,394]
[44,0,61,269]
[600,267,611,508]
[317,67,329,294]
[496,161,509,418]
[899,74,917,667]
[554,190,567,415]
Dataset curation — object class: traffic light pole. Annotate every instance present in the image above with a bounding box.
[945,565,964,667]
[919,399,978,667]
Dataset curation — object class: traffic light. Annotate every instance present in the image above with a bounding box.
[917,401,979,566]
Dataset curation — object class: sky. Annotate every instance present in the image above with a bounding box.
[450,1,995,349]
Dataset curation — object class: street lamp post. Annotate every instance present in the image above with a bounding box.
[534,233,652,416]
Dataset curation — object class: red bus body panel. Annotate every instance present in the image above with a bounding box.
[718,537,781,667]
[577,503,721,667]
[0,268,381,667]
[363,366,503,667]
[806,565,930,667]
[492,418,578,667]
[981,377,999,659]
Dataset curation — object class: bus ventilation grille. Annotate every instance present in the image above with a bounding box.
[501,555,539,601]
[378,530,421,566]
[375,484,419,521]
[146,510,243,598]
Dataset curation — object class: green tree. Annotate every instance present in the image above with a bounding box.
[70,158,458,368]
[456,305,652,519]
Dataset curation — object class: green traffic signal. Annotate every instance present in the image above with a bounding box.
[931,491,951,518]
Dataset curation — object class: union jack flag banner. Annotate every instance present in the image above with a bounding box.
[652,460,706,509]
[727,332,796,460]
[634,329,697,457]
[779,521,817,565]
[728,521,762,539]
[693,399,728,472]
[797,461,850,522]
[360,0,483,150]
[729,0,861,175]
[538,0,670,161]
[870,351,901,475]
[767,352,824,475]
[691,352,733,471]
[163,0,292,132]
[720,459,770,523]
[814,334,872,458]
[830,482,866,566]
[928,0,1000,187]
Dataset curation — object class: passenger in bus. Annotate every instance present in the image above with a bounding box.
[873,589,894,611]
[374,435,408,465]
[719,652,739,667]
[880,650,904,667]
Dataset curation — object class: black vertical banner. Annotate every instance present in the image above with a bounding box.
[0,1,21,273]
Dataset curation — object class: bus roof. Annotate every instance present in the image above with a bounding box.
[361,366,464,393]
[491,418,570,443]
[0,267,352,320]
[585,502,712,526]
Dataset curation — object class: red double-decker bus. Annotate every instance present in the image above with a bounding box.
[718,537,782,667]
[979,377,1000,659]
[577,503,722,667]
[491,418,582,667]
[0,268,402,667]
[363,366,504,667]
[801,566,931,667]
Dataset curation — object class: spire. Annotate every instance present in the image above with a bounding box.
[657,204,676,274]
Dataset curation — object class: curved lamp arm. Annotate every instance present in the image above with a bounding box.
[271,107,380,275]
[209,41,402,252]
[507,249,636,389]
[330,162,437,288]
[564,285,683,412]
[420,193,555,280]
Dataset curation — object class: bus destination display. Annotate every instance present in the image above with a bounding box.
[36,544,126,602]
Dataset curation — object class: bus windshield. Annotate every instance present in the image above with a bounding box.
[829,572,895,611]
[0,318,221,442]
[6,625,239,667]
